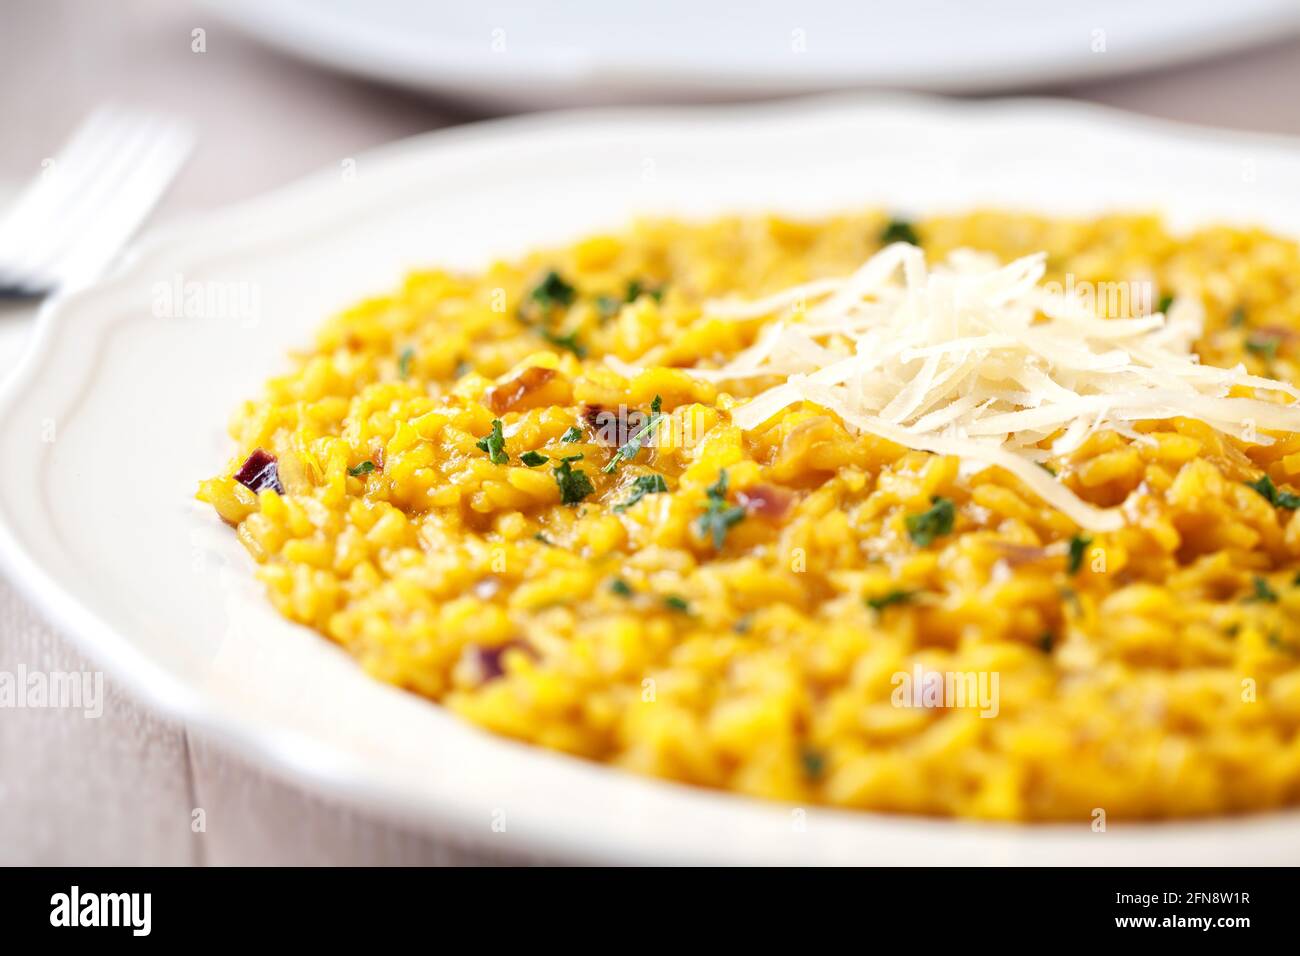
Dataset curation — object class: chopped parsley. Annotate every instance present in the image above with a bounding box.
[609,578,633,597]
[800,747,826,780]
[533,531,553,546]
[529,270,576,313]
[880,218,920,246]
[1246,474,1300,509]
[540,327,587,358]
[1268,631,1299,655]
[1038,631,1056,653]
[519,450,548,467]
[663,595,690,613]
[1246,576,1279,604]
[905,496,955,547]
[1037,462,1058,476]
[347,460,376,477]
[625,279,664,304]
[595,295,621,320]
[475,419,508,464]
[398,347,415,379]
[732,615,753,634]
[1067,535,1092,575]
[612,473,668,512]
[595,281,664,319]
[1245,334,1280,360]
[866,589,914,613]
[560,425,583,443]
[695,469,746,549]
[1229,306,1248,328]
[552,454,594,505]
[1156,294,1174,315]
[603,395,663,473]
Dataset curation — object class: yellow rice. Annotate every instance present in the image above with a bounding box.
[199,210,1300,821]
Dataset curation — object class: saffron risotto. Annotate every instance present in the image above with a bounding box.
[198,211,1300,821]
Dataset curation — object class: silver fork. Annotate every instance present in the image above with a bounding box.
[0,107,194,297]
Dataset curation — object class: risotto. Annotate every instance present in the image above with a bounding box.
[198,211,1300,821]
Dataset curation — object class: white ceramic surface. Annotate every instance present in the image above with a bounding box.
[2,94,1300,864]
[203,0,1300,109]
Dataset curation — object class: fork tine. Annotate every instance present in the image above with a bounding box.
[0,109,145,292]
[0,109,118,260]
[0,108,192,295]
[54,122,194,290]
[6,110,164,291]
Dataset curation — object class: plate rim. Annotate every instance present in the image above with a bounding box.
[200,0,1300,105]
[4,91,1300,864]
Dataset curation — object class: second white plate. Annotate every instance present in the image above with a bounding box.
[206,0,1300,108]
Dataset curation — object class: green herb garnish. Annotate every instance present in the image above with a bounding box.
[866,589,914,613]
[612,473,668,512]
[347,460,375,477]
[595,295,621,320]
[475,419,508,464]
[1067,535,1092,575]
[625,279,664,304]
[696,469,746,549]
[610,578,633,597]
[519,450,548,467]
[398,347,415,379]
[1268,631,1299,655]
[800,747,826,780]
[560,425,583,443]
[539,327,587,358]
[534,531,553,546]
[663,595,689,613]
[1156,294,1174,315]
[1038,631,1056,653]
[552,454,594,505]
[529,270,576,313]
[1038,462,1058,476]
[880,218,920,246]
[905,496,955,547]
[1229,307,1247,328]
[1246,575,1279,604]
[603,395,663,473]
[1246,474,1300,509]
[1245,335,1280,360]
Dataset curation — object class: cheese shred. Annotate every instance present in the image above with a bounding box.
[615,243,1300,531]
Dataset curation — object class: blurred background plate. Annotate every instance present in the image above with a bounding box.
[205,0,1300,109]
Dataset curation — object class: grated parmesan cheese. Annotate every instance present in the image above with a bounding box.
[612,243,1300,531]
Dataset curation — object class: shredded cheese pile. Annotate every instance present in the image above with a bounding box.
[612,243,1300,531]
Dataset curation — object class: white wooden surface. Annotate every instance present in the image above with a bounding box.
[1,0,1299,865]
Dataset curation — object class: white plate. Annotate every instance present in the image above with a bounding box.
[3,94,1300,865]
[204,0,1300,109]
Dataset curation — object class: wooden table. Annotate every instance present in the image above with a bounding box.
[2,0,1299,864]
